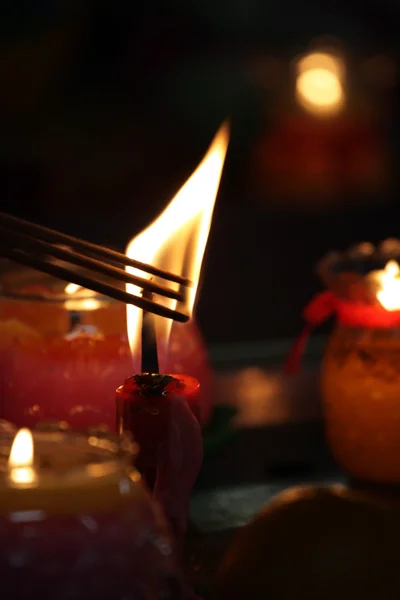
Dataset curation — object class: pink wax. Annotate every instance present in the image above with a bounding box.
[0,318,214,429]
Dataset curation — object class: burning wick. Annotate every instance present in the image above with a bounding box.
[141,288,160,374]
[8,428,38,487]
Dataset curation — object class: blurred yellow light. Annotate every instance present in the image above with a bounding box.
[297,52,344,78]
[295,52,345,116]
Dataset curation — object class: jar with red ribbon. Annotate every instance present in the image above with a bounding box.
[286,240,400,485]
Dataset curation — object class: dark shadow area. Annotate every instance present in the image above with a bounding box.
[1,0,400,344]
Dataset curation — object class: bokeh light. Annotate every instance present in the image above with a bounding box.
[295,51,345,116]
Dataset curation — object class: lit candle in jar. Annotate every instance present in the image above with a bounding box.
[8,428,37,488]
[116,122,230,564]
[0,423,178,599]
[323,252,400,485]
[288,240,400,485]
[0,177,217,430]
[0,291,132,430]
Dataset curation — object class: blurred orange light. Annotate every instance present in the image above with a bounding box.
[295,52,345,116]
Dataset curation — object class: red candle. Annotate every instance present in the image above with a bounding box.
[116,373,203,559]
[113,125,229,600]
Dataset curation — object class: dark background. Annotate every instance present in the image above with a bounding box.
[1,0,400,344]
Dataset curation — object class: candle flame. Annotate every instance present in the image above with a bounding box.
[377,260,400,311]
[125,122,230,368]
[9,428,37,486]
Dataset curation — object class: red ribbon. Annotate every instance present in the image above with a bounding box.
[284,291,400,374]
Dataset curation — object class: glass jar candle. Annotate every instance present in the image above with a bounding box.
[322,323,400,483]
[317,241,400,484]
[0,421,178,599]
[0,262,214,428]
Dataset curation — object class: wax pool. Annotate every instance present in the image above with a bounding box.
[0,424,178,600]
[295,241,400,485]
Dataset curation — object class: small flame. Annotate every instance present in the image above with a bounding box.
[295,52,345,116]
[65,283,81,295]
[377,260,400,311]
[8,428,37,486]
[126,122,230,368]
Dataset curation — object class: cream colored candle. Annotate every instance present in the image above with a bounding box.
[0,423,177,600]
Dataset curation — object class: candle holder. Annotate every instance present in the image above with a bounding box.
[0,262,214,429]
[0,421,179,599]
[290,240,400,485]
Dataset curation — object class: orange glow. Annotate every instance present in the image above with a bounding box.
[126,122,230,366]
[64,283,101,311]
[295,52,345,116]
[8,428,37,486]
[376,261,400,311]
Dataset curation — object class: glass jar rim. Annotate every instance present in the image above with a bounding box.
[0,260,117,305]
[0,421,138,483]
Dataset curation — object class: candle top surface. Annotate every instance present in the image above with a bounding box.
[0,422,143,515]
[0,423,136,481]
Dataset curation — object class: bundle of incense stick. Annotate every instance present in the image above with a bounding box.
[0,212,192,322]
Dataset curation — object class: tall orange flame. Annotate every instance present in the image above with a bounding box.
[125,122,230,369]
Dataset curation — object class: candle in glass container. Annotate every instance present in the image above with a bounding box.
[0,422,178,600]
[0,270,214,430]
[288,240,400,485]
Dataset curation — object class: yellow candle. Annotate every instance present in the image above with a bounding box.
[0,426,143,515]
[0,424,177,600]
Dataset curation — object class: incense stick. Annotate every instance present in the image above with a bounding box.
[0,211,192,287]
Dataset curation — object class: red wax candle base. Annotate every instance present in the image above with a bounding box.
[0,319,214,431]
[116,373,204,591]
